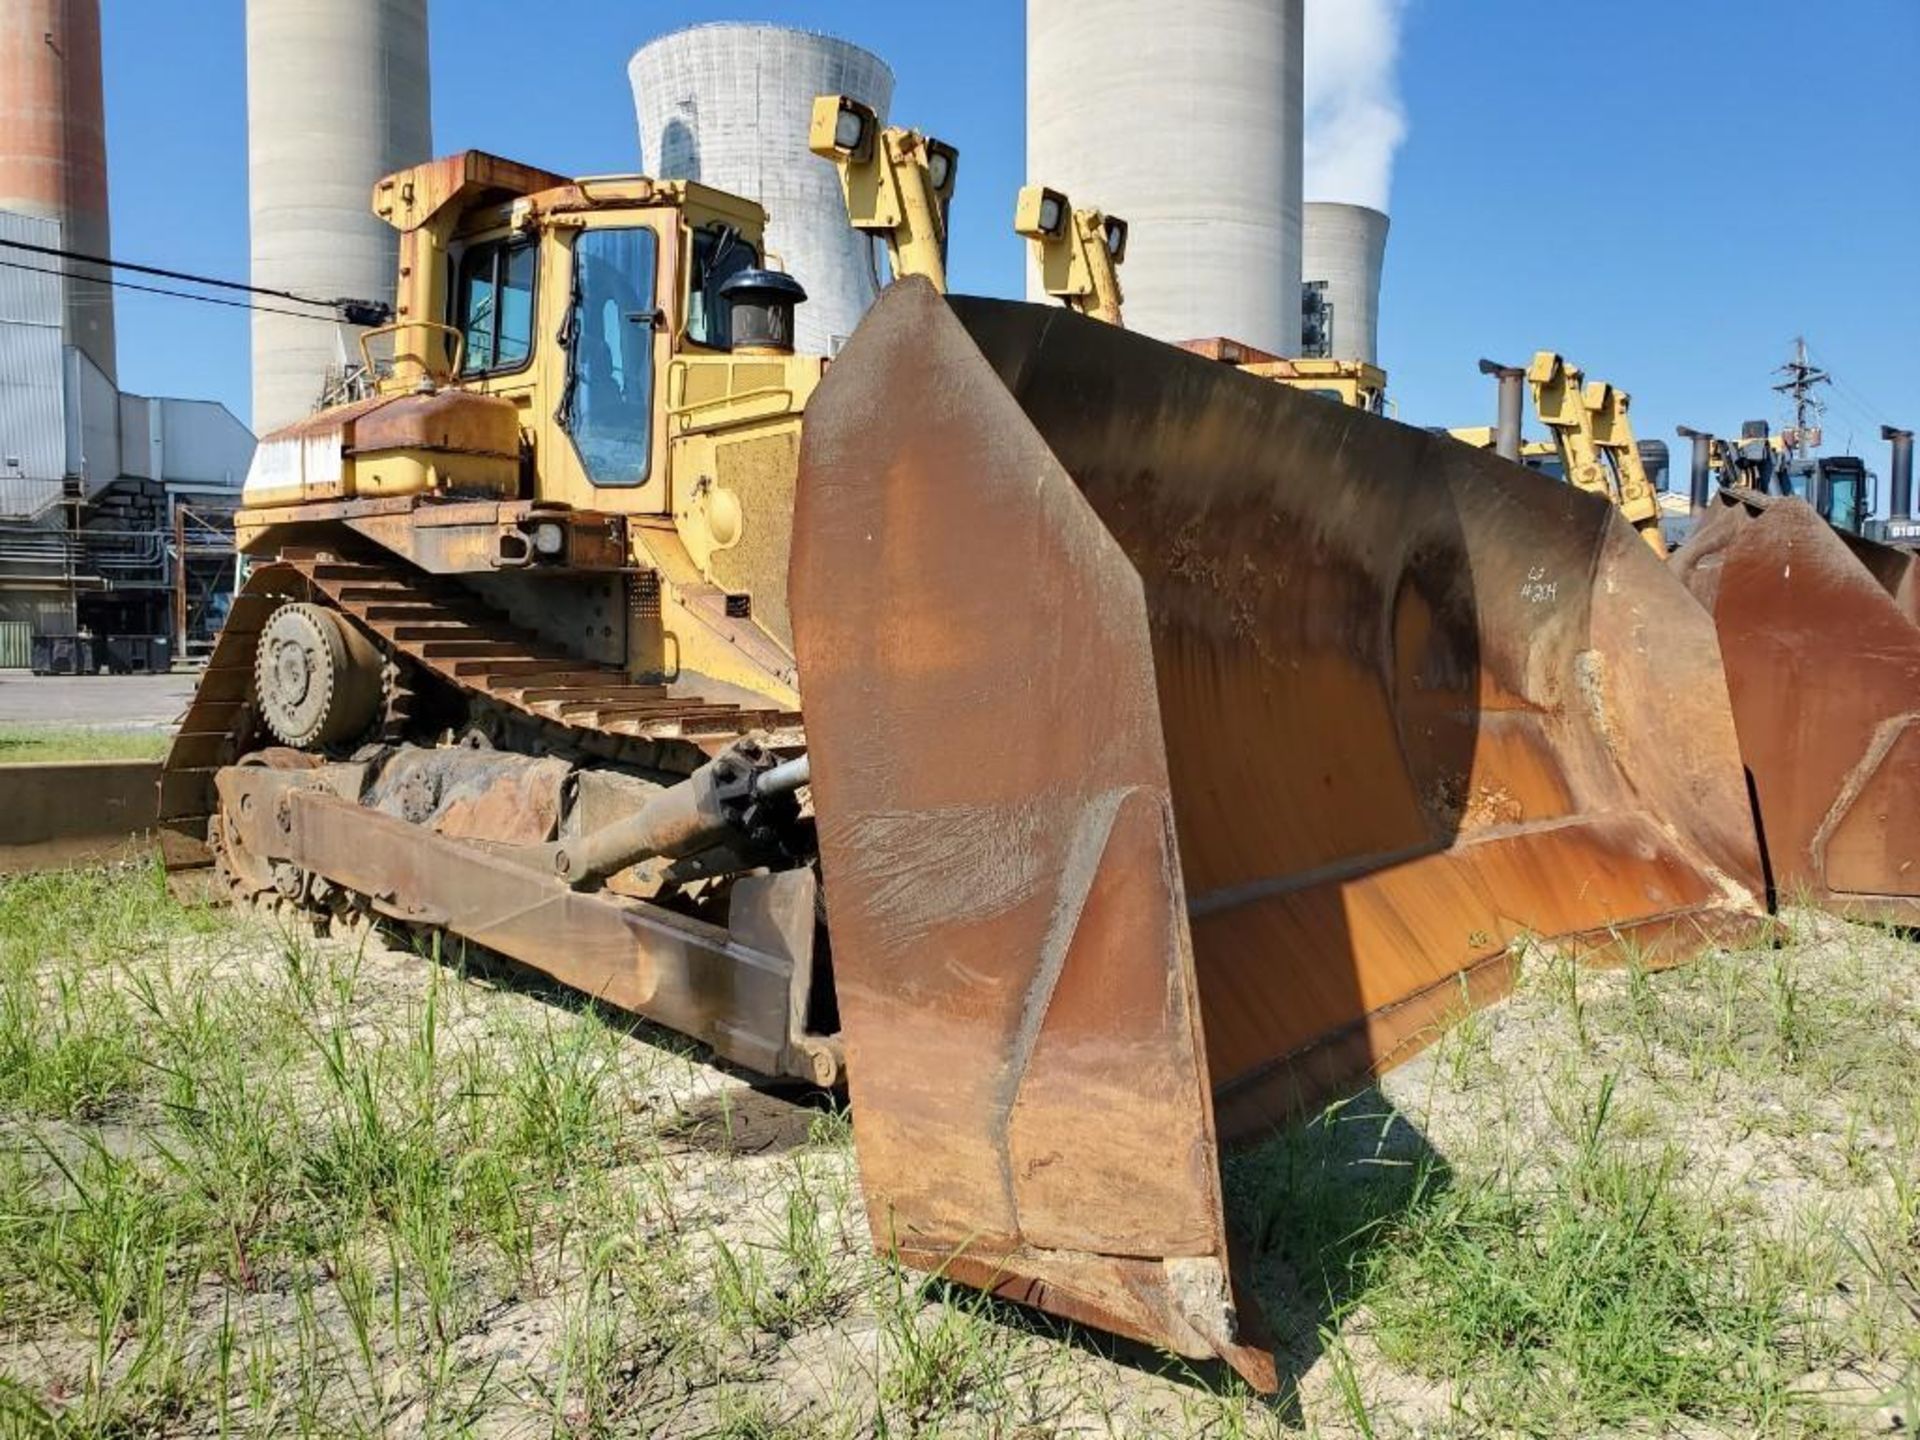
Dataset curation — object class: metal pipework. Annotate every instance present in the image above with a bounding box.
[1677,426,1716,514]
[1883,425,1914,522]
[1478,358,1525,461]
[551,742,809,888]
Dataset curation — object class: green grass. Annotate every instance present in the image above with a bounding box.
[0,861,213,1120]
[1,859,1914,1437]
[0,725,171,763]
[1228,918,1920,1435]
[1360,1083,1799,1429]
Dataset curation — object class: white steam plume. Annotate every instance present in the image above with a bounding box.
[1304,0,1409,212]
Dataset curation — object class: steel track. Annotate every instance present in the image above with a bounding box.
[158,553,803,871]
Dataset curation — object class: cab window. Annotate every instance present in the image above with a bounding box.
[686,224,759,349]
[454,238,536,375]
[559,227,659,486]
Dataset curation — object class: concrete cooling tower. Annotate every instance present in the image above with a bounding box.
[246,0,432,433]
[630,23,894,357]
[1302,201,1389,366]
[1027,0,1305,356]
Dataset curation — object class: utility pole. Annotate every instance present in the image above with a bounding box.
[1772,336,1830,463]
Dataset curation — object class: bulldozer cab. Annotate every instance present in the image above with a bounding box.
[240,149,827,518]
[1781,454,1875,537]
[233,152,841,707]
[364,152,802,521]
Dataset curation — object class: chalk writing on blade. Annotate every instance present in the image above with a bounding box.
[1519,566,1558,604]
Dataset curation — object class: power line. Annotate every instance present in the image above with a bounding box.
[1798,340,1900,443]
[0,257,360,323]
[0,233,383,316]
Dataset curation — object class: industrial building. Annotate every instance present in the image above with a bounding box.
[246,0,432,434]
[1027,0,1306,357]
[0,0,253,670]
[630,23,894,358]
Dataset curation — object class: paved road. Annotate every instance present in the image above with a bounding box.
[0,671,199,729]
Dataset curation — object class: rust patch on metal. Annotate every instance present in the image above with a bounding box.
[364,747,569,845]
[791,280,1766,1386]
[348,389,521,460]
[1676,493,1920,922]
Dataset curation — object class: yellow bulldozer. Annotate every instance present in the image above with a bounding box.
[1,97,1776,1385]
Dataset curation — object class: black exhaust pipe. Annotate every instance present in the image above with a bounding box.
[1676,425,1714,514]
[1478,358,1524,462]
[1883,424,1913,522]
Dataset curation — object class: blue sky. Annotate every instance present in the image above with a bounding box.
[102,1,1916,481]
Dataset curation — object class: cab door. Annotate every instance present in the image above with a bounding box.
[542,220,677,516]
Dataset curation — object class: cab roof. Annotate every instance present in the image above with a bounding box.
[373,150,766,234]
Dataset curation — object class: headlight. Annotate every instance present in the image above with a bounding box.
[926,140,957,195]
[1038,194,1064,235]
[531,521,566,557]
[834,104,867,152]
[1103,216,1128,259]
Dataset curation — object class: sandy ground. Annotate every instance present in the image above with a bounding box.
[0,671,198,729]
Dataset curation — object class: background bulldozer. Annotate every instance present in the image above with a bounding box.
[1464,357,1920,927]
[0,102,1771,1385]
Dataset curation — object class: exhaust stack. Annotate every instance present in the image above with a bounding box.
[1677,426,1715,514]
[1883,424,1913,523]
[1478,358,1524,461]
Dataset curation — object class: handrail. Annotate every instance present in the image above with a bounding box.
[664,382,798,434]
[358,321,466,388]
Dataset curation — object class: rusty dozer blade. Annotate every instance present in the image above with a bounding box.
[1672,490,1920,923]
[789,279,1766,1386]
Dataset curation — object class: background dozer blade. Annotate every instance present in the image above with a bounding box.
[0,760,161,873]
[790,279,1765,1384]
[1673,493,1920,923]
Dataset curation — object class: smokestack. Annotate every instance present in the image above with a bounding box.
[1302,202,1388,365]
[1028,0,1305,356]
[246,0,431,434]
[0,0,117,382]
[1883,425,1913,523]
[1479,358,1524,462]
[1677,426,1715,514]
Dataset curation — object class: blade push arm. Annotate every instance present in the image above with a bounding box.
[1529,351,1667,555]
